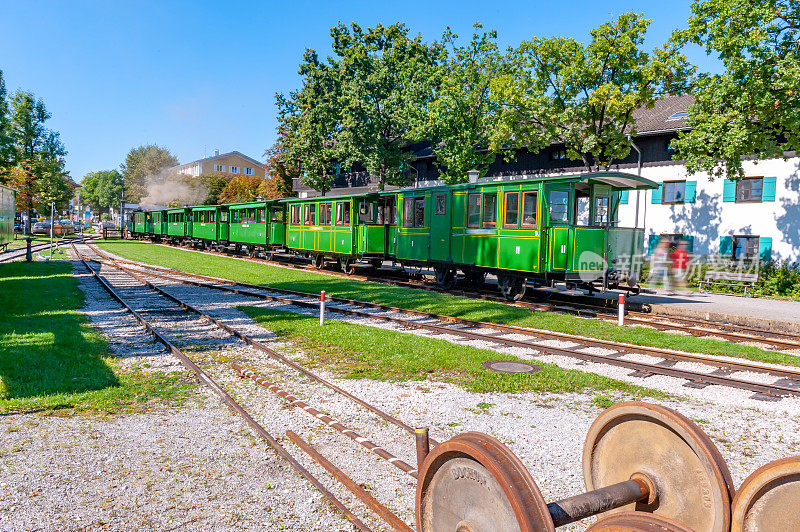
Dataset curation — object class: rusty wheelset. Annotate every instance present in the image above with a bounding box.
[415,402,736,532]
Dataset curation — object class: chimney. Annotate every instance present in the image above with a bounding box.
[467,169,480,183]
[214,149,219,156]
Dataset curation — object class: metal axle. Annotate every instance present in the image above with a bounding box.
[547,478,651,527]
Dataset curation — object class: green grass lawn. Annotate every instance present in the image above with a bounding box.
[0,261,191,414]
[241,306,662,397]
[96,240,799,368]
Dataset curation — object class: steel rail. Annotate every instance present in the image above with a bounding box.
[81,244,429,444]
[231,364,419,478]
[286,430,414,532]
[234,364,419,479]
[88,247,800,390]
[71,244,372,532]
[95,241,800,349]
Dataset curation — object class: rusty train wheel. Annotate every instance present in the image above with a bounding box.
[586,511,695,531]
[730,455,800,532]
[416,431,553,532]
[582,402,733,532]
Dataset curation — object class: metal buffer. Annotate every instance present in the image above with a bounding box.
[415,402,734,532]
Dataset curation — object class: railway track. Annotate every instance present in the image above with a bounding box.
[87,243,800,401]
[0,235,98,263]
[136,238,800,352]
[71,242,426,531]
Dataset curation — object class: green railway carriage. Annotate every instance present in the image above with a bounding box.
[150,210,167,237]
[132,211,147,235]
[190,205,229,246]
[165,207,191,241]
[227,201,268,254]
[285,195,360,270]
[0,184,16,247]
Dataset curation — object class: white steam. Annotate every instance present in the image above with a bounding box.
[141,168,208,207]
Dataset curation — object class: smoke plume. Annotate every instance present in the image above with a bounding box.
[140,168,208,207]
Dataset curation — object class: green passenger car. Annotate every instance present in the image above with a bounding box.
[132,211,147,235]
[166,207,191,242]
[190,205,229,247]
[0,184,16,247]
[285,195,358,271]
[150,210,167,237]
[228,201,268,255]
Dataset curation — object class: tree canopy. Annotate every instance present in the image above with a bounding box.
[81,170,123,212]
[120,144,178,203]
[490,13,692,171]
[218,175,263,204]
[260,141,297,199]
[673,0,800,179]
[0,71,13,185]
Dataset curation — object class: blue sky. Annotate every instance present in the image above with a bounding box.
[1,1,717,183]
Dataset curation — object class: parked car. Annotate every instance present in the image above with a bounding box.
[54,221,75,236]
[32,221,51,234]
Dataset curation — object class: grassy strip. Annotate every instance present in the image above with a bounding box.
[0,261,191,414]
[96,240,798,368]
[241,306,663,397]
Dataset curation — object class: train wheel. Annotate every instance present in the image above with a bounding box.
[264,251,274,262]
[462,266,487,287]
[313,254,324,269]
[730,456,800,532]
[339,258,355,275]
[247,246,257,258]
[234,243,241,254]
[498,274,526,301]
[370,259,383,270]
[434,266,456,290]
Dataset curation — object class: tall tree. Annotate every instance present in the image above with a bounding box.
[260,140,298,199]
[120,145,178,203]
[673,0,800,179]
[277,49,342,195]
[218,175,263,204]
[333,22,438,189]
[424,24,504,183]
[0,70,13,185]
[7,90,69,232]
[80,170,123,213]
[200,173,232,205]
[491,13,692,171]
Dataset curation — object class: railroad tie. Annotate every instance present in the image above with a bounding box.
[234,364,419,479]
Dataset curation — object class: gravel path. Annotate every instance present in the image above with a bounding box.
[4,250,800,531]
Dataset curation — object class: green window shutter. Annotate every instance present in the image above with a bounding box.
[684,181,697,203]
[719,236,732,255]
[762,176,777,201]
[722,179,736,202]
[619,190,629,204]
[651,184,662,204]
[648,234,660,254]
[759,237,772,262]
[683,235,694,253]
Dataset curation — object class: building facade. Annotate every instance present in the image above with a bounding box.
[292,95,799,262]
[171,150,266,179]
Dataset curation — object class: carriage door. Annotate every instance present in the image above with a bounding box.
[429,191,451,262]
[545,185,572,271]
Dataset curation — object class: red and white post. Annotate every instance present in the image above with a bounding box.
[618,293,625,327]
[320,290,326,325]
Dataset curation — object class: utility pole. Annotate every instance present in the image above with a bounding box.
[49,202,54,261]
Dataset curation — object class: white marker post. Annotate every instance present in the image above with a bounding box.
[618,293,625,327]
[320,290,326,325]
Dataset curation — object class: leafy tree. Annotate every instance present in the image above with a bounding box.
[277,50,342,195]
[333,22,438,189]
[424,24,505,183]
[120,145,178,202]
[673,0,800,179]
[259,140,297,199]
[218,175,264,204]
[80,170,123,212]
[491,13,692,171]
[7,90,70,231]
[200,173,232,205]
[0,70,13,185]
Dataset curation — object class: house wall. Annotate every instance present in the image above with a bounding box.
[199,154,266,178]
[618,156,800,261]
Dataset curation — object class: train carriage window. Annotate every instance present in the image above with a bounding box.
[467,194,481,228]
[343,203,350,225]
[402,198,413,227]
[310,203,316,225]
[521,192,538,227]
[324,203,332,225]
[221,210,228,222]
[482,193,497,227]
[271,206,285,222]
[359,201,374,222]
[434,194,446,215]
[548,190,569,222]
[291,205,300,224]
[594,196,609,225]
[414,198,425,227]
[257,208,266,224]
[504,192,519,227]
[336,203,344,226]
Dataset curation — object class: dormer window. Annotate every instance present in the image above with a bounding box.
[667,112,689,121]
